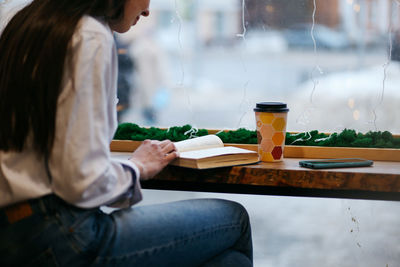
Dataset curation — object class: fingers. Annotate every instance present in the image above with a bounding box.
[158,140,176,150]
[142,139,152,145]
[164,151,179,162]
[148,140,179,163]
[161,142,177,154]
[129,139,179,180]
[139,140,176,156]
[148,140,177,154]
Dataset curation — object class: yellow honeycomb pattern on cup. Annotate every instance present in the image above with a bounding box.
[255,112,288,162]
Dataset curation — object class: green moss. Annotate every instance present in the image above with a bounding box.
[165,125,209,141]
[113,123,209,142]
[114,123,168,141]
[286,128,400,148]
[113,123,400,149]
[216,128,258,144]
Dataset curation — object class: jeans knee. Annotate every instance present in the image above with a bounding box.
[204,198,251,232]
[220,199,249,221]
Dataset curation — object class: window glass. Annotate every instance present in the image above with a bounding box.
[2,1,400,266]
[116,0,400,136]
[115,1,400,265]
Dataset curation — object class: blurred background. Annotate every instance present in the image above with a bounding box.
[113,0,400,135]
[2,0,400,266]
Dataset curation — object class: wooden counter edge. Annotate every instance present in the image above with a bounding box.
[140,161,400,201]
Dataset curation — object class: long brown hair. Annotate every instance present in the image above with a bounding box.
[0,0,126,157]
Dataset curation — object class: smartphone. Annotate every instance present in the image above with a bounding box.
[299,158,373,169]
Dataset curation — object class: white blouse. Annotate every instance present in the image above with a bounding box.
[0,16,142,209]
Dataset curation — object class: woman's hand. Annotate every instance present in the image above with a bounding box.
[129,140,179,180]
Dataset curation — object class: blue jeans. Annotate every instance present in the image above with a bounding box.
[0,195,252,266]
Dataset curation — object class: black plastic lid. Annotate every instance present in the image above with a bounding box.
[254,102,289,113]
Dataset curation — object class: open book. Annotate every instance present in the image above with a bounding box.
[171,135,259,169]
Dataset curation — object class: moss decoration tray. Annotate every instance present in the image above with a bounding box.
[111,126,400,162]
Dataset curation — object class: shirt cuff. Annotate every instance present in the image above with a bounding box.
[106,159,143,208]
[121,159,141,180]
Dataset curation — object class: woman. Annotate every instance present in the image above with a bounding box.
[0,0,253,266]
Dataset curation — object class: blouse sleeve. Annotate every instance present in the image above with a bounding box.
[49,19,142,208]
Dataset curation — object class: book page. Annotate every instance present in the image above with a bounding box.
[174,135,224,152]
[179,146,256,160]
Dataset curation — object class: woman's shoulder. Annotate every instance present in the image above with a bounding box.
[75,16,114,43]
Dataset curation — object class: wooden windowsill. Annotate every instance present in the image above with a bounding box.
[111,140,400,162]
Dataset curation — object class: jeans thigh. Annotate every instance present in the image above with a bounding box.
[95,198,252,267]
[0,213,59,267]
[0,198,110,267]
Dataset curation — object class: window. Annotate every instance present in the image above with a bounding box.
[116,1,400,265]
[2,1,400,266]
[117,0,400,136]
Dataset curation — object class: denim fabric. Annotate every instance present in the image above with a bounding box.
[0,195,252,267]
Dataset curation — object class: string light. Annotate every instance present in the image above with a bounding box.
[310,0,323,104]
[236,81,250,128]
[236,0,247,39]
[370,11,393,130]
[173,0,198,131]
[353,110,360,121]
[348,98,355,109]
[174,0,185,87]
[289,131,312,145]
[184,127,199,139]
[236,0,250,128]
[353,4,361,13]
[296,0,321,134]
